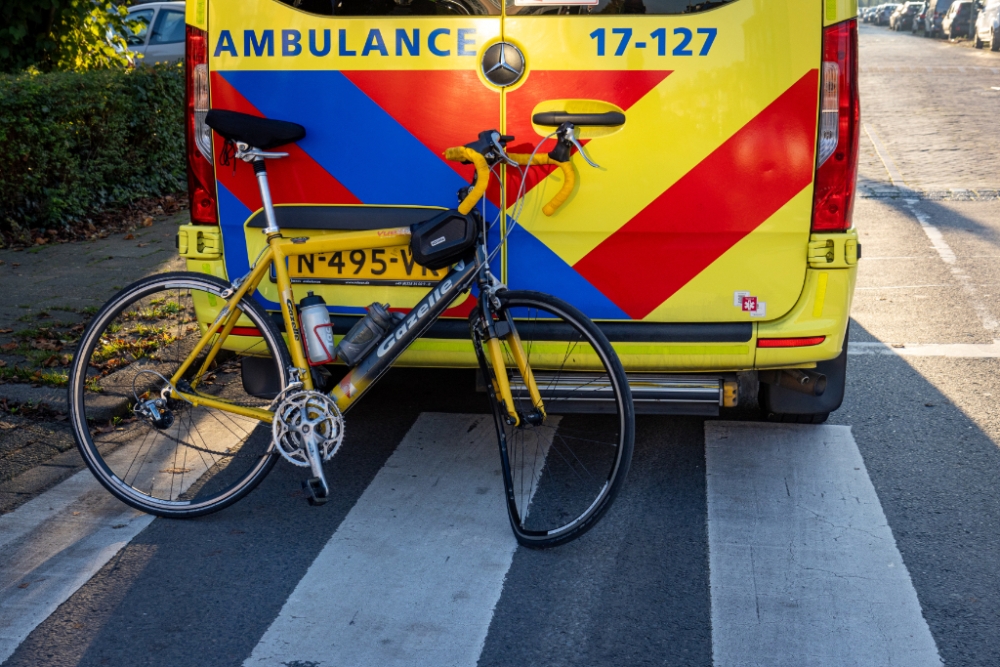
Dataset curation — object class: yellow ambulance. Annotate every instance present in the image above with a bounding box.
[180,0,861,422]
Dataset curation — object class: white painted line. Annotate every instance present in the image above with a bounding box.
[0,471,153,664]
[902,198,999,331]
[849,341,1000,357]
[864,123,906,185]
[855,284,953,290]
[245,413,548,667]
[0,413,252,663]
[706,422,942,667]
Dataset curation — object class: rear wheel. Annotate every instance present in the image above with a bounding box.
[975,31,984,47]
[470,290,635,549]
[68,272,290,518]
[991,30,1000,50]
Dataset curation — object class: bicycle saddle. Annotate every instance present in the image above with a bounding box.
[205,109,306,150]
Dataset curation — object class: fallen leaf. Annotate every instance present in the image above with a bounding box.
[11,263,20,268]
[35,237,47,245]
[0,360,6,368]
[0,328,12,333]
[72,511,81,516]
[123,233,135,241]
[141,216,154,227]
[17,582,29,589]
[111,523,126,529]
[1,342,17,351]
[136,243,148,248]
[72,622,84,630]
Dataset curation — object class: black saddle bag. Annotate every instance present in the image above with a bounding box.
[409,209,478,270]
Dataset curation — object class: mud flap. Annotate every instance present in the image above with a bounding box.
[760,338,848,417]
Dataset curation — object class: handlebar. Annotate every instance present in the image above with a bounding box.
[508,153,576,217]
[444,146,491,215]
[444,126,586,217]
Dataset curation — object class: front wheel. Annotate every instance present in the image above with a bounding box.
[68,272,291,518]
[470,290,635,549]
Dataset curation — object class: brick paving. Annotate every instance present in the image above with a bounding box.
[858,23,1000,192]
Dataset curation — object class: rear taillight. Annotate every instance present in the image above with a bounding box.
[811,19,859,232]
[186,25,218,225]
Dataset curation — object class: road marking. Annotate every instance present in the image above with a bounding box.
[0,413,250,664]
[902,198,999,331]
[244,413,550,667]
[864,122,906,185]
[706,422,942,667]
[849,341,1000,357]
[855,284,953,290]
[0,471,153,664]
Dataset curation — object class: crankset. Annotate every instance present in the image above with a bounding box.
[271,389,346,505]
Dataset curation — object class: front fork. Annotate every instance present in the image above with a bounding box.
[473,290,546,427]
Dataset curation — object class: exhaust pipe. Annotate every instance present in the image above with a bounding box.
[759,369,827,397]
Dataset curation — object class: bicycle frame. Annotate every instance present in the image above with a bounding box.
[167,227,539,426]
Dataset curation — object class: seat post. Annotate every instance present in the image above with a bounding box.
[253,158,280,235]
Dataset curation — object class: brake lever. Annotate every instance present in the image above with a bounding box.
[489,131,519,167]
[549,123,602,169]
[566,133,601,169]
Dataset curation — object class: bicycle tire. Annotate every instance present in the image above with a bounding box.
[68,272,291,518]
[470,290,635,548]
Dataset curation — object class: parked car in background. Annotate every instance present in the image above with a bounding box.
[974,0,1000,48]
[891,1,923,29]
[125,1,185,65]
[917,0,955,35]
[877,4,902,24]
[942,0,974,38]
[911,2,929,32]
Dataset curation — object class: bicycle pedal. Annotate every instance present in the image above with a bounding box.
[302,477,329,506]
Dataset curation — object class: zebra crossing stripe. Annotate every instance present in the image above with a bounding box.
[244,413,544,667]
[705,422,942,667]
[0,470,153,664]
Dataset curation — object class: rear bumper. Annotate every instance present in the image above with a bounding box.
[181,230,858,374]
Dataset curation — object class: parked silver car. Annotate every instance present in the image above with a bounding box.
[941,0,974,38]
[125,1,185,65]
[974,0,1000,49]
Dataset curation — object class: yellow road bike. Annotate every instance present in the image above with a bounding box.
[68,110,634,547]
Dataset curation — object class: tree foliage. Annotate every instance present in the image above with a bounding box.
[0,0,135,73]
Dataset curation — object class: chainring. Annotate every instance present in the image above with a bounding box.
[271,390,346,467]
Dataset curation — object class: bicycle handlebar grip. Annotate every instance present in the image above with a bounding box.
[444,146,490,215]
[508,153,576,217]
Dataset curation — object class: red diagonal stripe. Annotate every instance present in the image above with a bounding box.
[210,72,359,211]
[573,70,820,320]
[343,70,502,204]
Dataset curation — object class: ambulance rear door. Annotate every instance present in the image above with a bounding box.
[500,0,821,327]
[206,0,502,322]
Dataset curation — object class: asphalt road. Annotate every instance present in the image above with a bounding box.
[3,22,1000,667]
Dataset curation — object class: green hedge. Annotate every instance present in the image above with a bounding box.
[0,65,186,232]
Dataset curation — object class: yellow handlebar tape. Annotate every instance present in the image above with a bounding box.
[508,153,576,216]
[443,147,577,217]
[444,146,490,215]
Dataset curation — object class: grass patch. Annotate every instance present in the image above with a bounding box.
[0,365,67,387]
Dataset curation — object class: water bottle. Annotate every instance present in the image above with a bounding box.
[335,302,399,367]
[299,292,335,365]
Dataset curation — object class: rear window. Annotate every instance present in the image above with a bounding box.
[932,0,951,11]
[276,0,501,16]
[506,0,737,16]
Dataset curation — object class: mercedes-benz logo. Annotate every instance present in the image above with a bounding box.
[481,42,525,87]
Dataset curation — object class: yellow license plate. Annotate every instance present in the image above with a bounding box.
[276,247,446,287]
